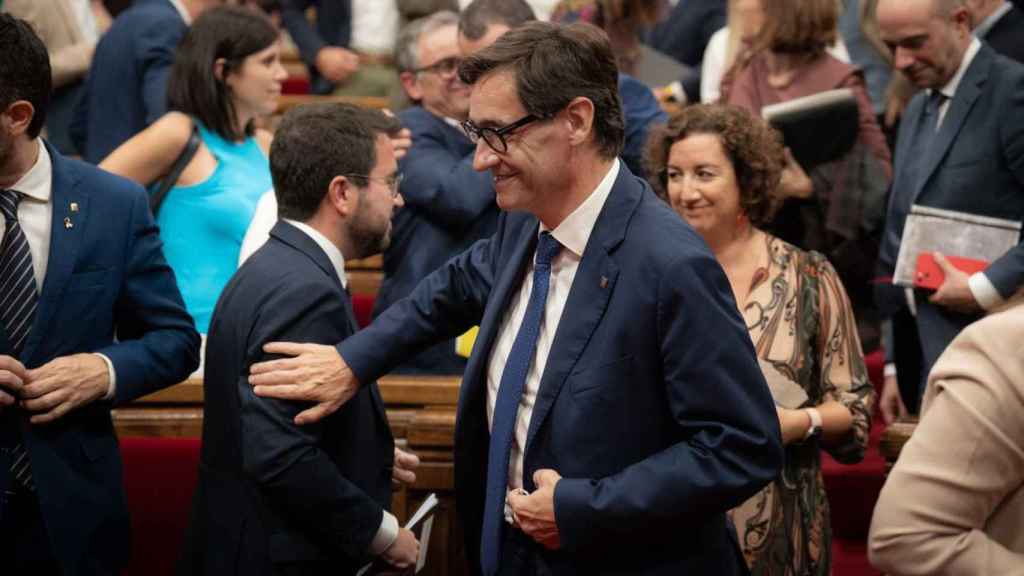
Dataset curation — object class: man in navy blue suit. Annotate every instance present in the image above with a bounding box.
[0,14,200,575]
[377,10,499,375]
[71,0,219,163]
[250,21,781,575]
[181,103,420,575]
[874,0,1024,419]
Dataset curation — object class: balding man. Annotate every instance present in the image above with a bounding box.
[874,0,1024,417]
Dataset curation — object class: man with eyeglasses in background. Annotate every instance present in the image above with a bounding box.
[372,10,500,375]
[247,21,781,575]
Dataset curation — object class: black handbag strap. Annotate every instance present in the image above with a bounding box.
[150,120,201,215]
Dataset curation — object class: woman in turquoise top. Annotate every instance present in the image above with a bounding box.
[101,6,285,332]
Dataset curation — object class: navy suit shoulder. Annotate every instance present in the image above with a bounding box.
[618,74,668,178]
[280,0,352,94]
[185,222,393,575]
[984,4,1024,64]
[73,0,186,163]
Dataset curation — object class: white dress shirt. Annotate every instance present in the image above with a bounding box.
[485,159,619,515]
[280,218,399,556]
[166,0,191,25]
[350,0,399,56]
[2,140,117,396]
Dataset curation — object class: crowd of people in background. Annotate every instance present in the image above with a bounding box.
[1,0,1022,574]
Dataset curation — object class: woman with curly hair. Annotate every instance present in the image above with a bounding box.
[646,103,874,576]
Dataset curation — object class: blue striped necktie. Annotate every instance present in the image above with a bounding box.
[0,189,37,491]
[480,231,562,575]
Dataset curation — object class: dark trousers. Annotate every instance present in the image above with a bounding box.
[496,526,552,576]
[1,487,61,576]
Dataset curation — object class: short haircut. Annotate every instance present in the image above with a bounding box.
[758,0,838,56]
[271,104,402,221]
[645,104,785,227]
[0,14,52,138]
[166,6,278,141]
[458,0,536,40]
[459,21,625,160]
[394,10,460,73]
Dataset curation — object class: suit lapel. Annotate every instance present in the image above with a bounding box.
[22,144,87,364]
[912,46,991,204]
[523,169,638,455]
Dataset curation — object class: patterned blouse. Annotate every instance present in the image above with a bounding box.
[729,235,874,576]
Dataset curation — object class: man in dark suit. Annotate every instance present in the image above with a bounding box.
[0,14,200,575]
[250,22,782,575]
[71,0,218,163]
[377,10,498,374]
[643,0,725,100]
[968,0,1024,62]
[280,0,357,95]
[875,0,1024,415]
[181,103,420,575]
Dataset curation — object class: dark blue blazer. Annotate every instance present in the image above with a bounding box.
[877,44,1024,373]
[280,0,352,95]
[643,0,725,97]
[71,0,187,163]
[373,106,498,374]
[181,221,394,576]
[618,73,668,178]
[983,2,1024,64]
[341,164,783,574]
[0,141,199,575]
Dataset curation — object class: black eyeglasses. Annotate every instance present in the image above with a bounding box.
[413,56,461,77]
[343,173,404,197]
[461,114,548,153]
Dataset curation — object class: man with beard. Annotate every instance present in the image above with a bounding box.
[874,0,1024,418]
[181,103,420,575]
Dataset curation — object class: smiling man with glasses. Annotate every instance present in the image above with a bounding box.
[249,21,782,576]
[369,10,500,376]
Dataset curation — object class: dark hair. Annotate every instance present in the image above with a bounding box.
[459,21,624,159]
[0,14,51,138]
[458,0,536,40]
[271,104,402,221]
[645,104,784,227]
[166,6,278,141]
[757,0,837,56]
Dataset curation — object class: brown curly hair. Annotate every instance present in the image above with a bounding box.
[644,104,785,227]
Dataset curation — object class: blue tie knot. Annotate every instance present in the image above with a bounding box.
[0,190,22,222]
[535,232,562,269]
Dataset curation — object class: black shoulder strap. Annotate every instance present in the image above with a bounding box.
[150,120,202,216]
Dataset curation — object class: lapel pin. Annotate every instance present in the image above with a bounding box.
[64,217,73,230]
[599,276,608,289]
[70,202,79,212]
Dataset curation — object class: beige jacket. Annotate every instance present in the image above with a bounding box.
[3,0,103,88]
[869,299,1024,575]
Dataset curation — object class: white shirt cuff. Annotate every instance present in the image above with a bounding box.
[95,353,116,400]
[968,272,1004,311]
[369,510,399,556]
[883,363,897,378]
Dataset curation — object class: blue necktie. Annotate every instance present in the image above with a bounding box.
[0,189,37,491]
[480,232,562,575]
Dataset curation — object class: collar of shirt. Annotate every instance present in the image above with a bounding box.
[166,0,191,25]
[542,158,620,258]
[282,218,348,289]
[9,140,52,204]
[973,2,1013,39]
[934,36,981,100]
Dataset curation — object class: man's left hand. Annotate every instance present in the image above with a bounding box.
[393,447,420,485]
[928,252,981,313]
[22,354,110,424]
[508,469,562,550]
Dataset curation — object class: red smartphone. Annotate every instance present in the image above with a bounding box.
[914,252,989,290]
